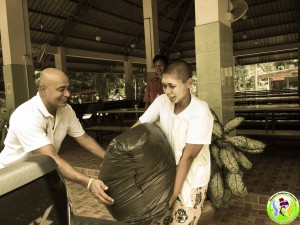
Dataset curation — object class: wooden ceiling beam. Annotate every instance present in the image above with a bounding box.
[30,44,146,64]
[164,0,193,55]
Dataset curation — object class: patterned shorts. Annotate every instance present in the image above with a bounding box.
[152,185,208,225]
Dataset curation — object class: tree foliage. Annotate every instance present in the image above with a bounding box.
[234,60,298,91]
[234,66,252,91]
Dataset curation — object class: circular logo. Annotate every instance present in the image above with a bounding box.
[267,191,299,224]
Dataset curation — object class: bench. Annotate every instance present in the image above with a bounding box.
[235,104,300,131]
[236,129,300,140]
[85,126,130,142]
[237,120,300,130]
[234,90,298,99]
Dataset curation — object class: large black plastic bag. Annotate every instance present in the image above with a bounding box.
[99,123,176,225]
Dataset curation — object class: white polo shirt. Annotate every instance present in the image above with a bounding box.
[139,94,213,207]
[0,93,85,168]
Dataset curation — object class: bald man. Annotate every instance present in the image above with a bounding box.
[0,68,114,205]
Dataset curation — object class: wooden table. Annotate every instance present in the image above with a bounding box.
[84,108,145,142]
[97,108,145,114]
[85,126,130,142]
[235,104,300,130]
[96,108,145,126]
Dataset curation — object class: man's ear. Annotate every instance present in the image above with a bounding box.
[39,85,46,95]
[187,78,193,88]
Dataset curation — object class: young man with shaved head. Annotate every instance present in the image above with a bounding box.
[0,68,114,205]
[133,60,213,224]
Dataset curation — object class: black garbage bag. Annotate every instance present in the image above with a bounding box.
[99,123,176,225]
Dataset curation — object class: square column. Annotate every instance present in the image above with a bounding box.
[194,0,235,124]
[0,0,36,109]
[143,0,159,77]
[124,60,134,100]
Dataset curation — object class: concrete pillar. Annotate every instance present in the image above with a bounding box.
[142,0,159,80]
[124,60,134,100]
[0,0,36,110]
[194,0,235,124]
[54,46,67,73]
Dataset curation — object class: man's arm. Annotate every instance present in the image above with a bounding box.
[73,133,106,160]
[168,143,203,208]
[32,144,114,205]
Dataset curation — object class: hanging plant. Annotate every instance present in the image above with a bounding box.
[207,109,266,208]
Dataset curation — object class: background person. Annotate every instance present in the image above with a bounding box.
[133,60,213,224]
[143,54,168,109]
[0,68,114,206]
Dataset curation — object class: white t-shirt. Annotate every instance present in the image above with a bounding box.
[0,93,85,168]
[139,94,213,207]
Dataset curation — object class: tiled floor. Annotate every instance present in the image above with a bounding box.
[59,133,300,225]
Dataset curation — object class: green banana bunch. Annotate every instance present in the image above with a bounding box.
[207,109,265,208]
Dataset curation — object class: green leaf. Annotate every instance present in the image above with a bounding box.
[224,117,245,133]
[236,151,252,170]
[212,121,224,139]
[219,148,240,173]
[226,173,248,197]
[226,144,239,159]
[208,172,224,208]
[215,139,229,149]
[210,109,220,122]
[239,148,264,154]
[223,188,232,205]
[210,144,223,168]
[225,135,266,150]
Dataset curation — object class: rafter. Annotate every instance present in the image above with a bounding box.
[164,0,194,55]
[51,0,94,45]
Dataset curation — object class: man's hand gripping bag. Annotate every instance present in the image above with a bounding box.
[99,123,176,225]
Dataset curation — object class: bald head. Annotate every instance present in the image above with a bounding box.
[39,68,70,114]
[163,60,192,82]
[39,68,68,87]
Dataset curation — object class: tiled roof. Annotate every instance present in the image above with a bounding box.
[0,0,298,73]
